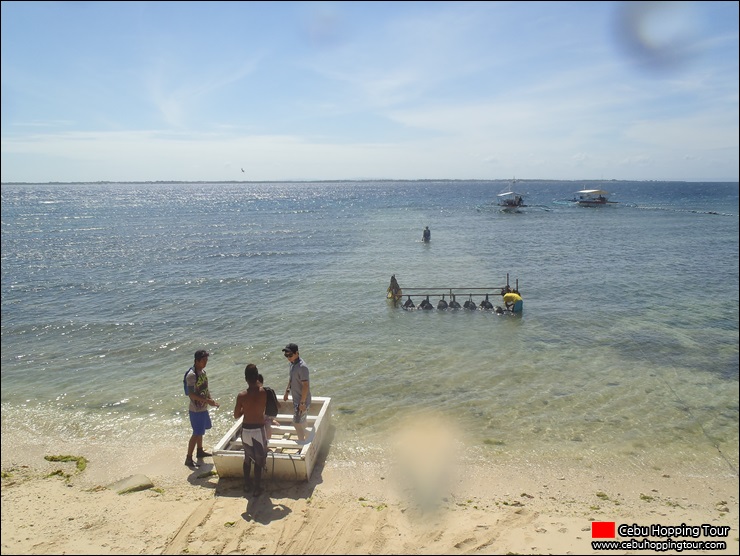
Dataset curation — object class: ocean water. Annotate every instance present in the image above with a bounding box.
[2,180,738,475]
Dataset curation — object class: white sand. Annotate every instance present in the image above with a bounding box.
[2,427,738,555]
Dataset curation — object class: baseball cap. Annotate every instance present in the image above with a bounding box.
[282,343,299,354]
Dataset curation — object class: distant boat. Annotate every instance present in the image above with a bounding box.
[497,190,526,212]
[572,189,617,207]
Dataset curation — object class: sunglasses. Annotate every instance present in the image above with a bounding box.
[283,351,294,357]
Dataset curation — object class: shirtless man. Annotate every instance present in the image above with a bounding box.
[234,363,267,496]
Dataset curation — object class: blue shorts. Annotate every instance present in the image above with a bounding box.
[512,300,523,313]
[189,410,212,436]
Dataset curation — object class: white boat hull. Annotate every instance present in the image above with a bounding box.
[573,189,616,206]
[212,396,332,481]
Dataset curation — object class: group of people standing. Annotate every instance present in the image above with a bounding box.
[183,342,311,497]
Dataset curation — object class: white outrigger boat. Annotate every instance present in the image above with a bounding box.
[497,190,526,212]
[572,189,617,207]
[495,177,526,212]
[212,395,332,481]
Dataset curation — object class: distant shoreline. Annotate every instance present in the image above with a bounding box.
[3,179,735,186]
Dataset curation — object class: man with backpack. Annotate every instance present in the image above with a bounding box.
[257,373,280,447]
[184,350,220,468]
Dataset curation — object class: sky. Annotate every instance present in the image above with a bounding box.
[1,1,738,183]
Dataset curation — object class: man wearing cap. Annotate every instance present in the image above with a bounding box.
[282,343,311,443]
[185,349,220,468]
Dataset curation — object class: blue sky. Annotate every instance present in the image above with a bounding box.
[1,1,738,183]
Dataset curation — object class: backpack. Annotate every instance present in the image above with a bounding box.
[265,387,279,417]
[183,368,193,396]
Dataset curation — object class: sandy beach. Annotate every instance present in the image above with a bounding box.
[2,426,738,556]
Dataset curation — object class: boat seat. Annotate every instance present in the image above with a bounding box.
[227,435,311,453]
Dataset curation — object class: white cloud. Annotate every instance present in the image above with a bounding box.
[1,1,737,182]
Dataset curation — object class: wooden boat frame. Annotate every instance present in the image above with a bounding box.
[212,395,332,481]
[388,274,520,308]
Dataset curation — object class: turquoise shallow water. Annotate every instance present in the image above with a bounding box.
[1,180,738,474]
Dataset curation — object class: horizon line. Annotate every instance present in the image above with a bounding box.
[3,178,737,185]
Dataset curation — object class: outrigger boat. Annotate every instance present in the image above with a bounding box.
[212,395,332,481]
[572,189,617,207]
[497,190,526,212]
[495,178,526,212]
[387,274,522,313]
